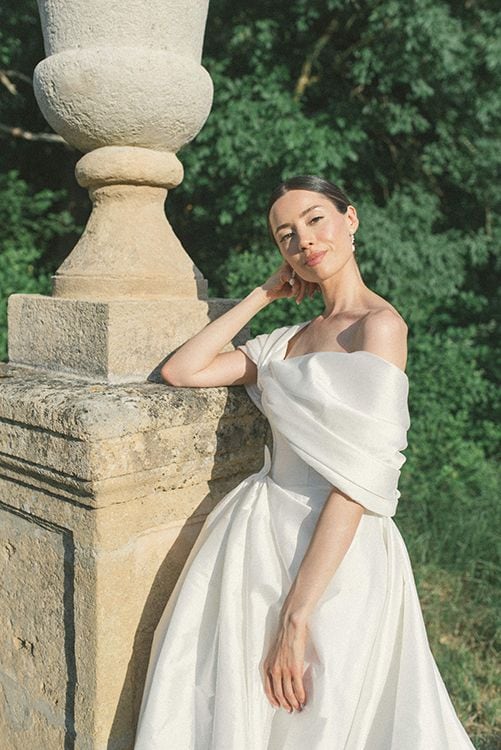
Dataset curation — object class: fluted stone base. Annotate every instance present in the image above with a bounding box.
[7,295,247,383]
[0,360,268,749]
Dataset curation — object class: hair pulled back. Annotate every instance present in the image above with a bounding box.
[267,175,352,233]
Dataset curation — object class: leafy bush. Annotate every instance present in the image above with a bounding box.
[0,0,499,742]
[0,170,77,361]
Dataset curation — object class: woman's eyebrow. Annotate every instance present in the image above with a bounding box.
[274,205,324,234]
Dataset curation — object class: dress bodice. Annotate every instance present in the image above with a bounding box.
[237,322,410,518]
[268,426,333,494]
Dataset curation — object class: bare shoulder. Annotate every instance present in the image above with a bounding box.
[359,308,408,372]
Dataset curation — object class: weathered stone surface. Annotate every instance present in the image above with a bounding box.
[0,508,71,747]
[0,363,269,748]
[3,2,265,745]
[21,0,219,382]
[34,1,213,154]
[0,363,266,509]
[7,296,250,383]
[37,0,211,59]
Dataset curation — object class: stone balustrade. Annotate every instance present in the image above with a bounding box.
[1,2,267,747]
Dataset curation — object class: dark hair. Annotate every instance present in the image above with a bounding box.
[267,174,352,240]
[266,174,350,243]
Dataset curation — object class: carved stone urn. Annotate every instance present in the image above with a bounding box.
[0,6,264,750]
[7,0,228,382]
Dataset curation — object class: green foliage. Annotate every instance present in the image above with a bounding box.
[0,1,50,165]
[397,328,499,572]
[0,2,499,741]
[0,170,77,360]
[171,0,500,290]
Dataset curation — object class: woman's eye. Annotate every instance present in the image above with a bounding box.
[280,232,293,242]
[310,216,323,224]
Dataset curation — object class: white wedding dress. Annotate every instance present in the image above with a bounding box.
[134,322,476,749]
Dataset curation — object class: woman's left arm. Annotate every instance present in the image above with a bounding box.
[263,487,364,712]
[263,308,407,713]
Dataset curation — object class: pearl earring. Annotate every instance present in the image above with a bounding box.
[288,269,296,286]
[350,233,356,252]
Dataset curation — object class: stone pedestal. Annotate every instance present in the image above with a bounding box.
[8,297,240,384]
[0,362,268,749]
[1,3,270,748]
[6,1,217,385]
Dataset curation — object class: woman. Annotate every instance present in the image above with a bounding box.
[134,176,476,749]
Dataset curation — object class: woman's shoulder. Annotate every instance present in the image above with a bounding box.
[362,305,407,330]
[354,289,407,336]
[358,306,408,371]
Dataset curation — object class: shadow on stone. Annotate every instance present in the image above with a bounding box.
[108,384,269,750]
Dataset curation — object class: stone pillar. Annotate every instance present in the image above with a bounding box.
[0,367,267,749]
[7,0,223,384]
[0,3,268,749]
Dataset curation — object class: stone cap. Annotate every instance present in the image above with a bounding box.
[0,363,258,442]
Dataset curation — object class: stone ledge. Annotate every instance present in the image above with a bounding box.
[0,362,259,439]
[0,363,269,511]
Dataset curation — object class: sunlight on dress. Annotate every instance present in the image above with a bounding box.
[133,322,476,750]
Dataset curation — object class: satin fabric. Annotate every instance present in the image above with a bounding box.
[134,322,476,749]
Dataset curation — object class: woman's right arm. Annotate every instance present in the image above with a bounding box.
[160,266,316,388]
[161,286,270,388]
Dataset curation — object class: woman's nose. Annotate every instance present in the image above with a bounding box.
[298,232,315,249]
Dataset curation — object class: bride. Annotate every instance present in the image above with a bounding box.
[133,175,476,749]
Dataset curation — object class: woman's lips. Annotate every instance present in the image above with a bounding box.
[305,251,326,267]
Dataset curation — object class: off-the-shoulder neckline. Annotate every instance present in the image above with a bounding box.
[277,321,409,380]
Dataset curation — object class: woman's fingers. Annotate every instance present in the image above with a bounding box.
[291,669,306,707]
[262,614,310,712]
[263,665,306,712]
[282,672,302,711]
[262,262,319,304]
[269,263,318,305]
[279,266,300,300]
[263,662,293,712]
[261,262,295,300]
[264,669,280,709]
[279,266,292,286]
[270,669,293,713]
[293,277,318,305]
[295,277,309,305]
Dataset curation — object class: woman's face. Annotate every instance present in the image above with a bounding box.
[268,189,359,283]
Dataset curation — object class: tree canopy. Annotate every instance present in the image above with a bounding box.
[0,4,499,740]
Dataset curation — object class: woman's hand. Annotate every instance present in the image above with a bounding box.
[262,614,309,713]
[260,261,318,305]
